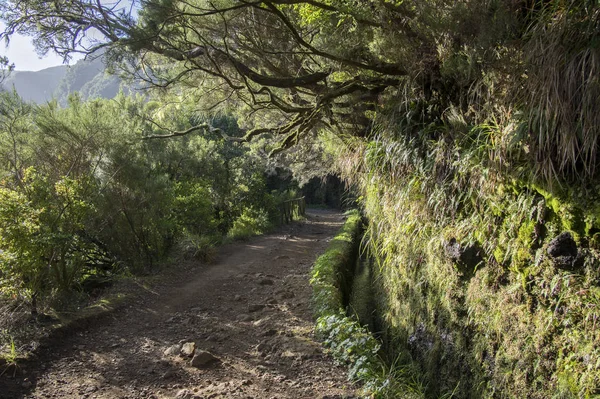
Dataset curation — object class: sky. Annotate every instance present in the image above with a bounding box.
[0,23,82,72]
[0,37,69,72]
[0,0,135,72]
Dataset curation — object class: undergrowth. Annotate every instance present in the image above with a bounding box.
[332,109,600,397]
[310,210,425,398]
[226,207,272,241]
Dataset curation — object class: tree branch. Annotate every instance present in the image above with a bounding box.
[141,122,245,142]
[260,2,407,76]
[270,0,382,28]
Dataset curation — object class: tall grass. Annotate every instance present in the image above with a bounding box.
[524,0,600,182]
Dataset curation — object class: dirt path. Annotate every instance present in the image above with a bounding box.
[0,210,357,399]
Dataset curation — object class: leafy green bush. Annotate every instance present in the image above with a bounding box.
[316,313,380,381]
[0,175,43,301]
[172,180,215,237]
[0,168,103,305]
[93,143,179,270]
[227,207,272,241]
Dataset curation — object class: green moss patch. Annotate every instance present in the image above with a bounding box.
[331,128,600,398]
[311,211,425,398]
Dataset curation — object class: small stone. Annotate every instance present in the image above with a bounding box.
[263,329,277,337]
[176,389,193,399]
[180,342,196,358]
[85,386,98,393]
[234,295,242,301]
[258,278,274,286]
[256,342,271,354]
[190,351,219,368]
[160,370,176,380]
[21,380,33,389]
[253,318,267,327]
[248,304,265,313]
[164,344,182,357]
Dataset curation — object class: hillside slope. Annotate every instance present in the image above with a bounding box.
[1,57,127,104]
[1,65,67,103]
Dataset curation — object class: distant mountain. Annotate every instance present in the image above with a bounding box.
[1,65,68,103]
[1,57,133,104]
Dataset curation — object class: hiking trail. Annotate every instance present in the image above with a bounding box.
[1,210,357,399]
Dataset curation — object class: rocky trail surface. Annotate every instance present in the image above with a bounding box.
[1,210,357,399]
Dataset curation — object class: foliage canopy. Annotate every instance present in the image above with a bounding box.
[3,0,600,181]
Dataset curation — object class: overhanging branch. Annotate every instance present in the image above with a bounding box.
[141,122,245,142]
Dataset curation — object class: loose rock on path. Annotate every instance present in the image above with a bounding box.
[0,210,358,399]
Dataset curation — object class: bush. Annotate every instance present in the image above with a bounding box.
[0,92,300,322]
[227,207,272,241]
[172,180,216,237]
[176,233,217,263]
[0,169,103,305]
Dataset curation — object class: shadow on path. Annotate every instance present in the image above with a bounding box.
[1,210,357,399]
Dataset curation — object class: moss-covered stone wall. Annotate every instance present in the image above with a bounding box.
[334,131,600,398]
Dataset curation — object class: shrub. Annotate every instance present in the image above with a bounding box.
[227,207,272,240]
[0,169,103,305]
[172,180,216,237]
[176,233,217,263]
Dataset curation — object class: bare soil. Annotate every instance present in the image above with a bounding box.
[0,210,357,399]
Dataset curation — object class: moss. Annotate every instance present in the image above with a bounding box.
[342,151,600,398]
[590,233,600,250]
[584,205,600,236]
[310,211,362,316]
[311,211,425,398]
[529,184,589,239]
[493,245,506,265]
[517,220,536,247]
[330,113,600,397]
